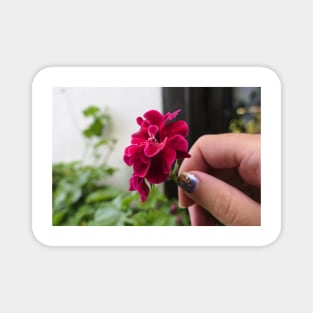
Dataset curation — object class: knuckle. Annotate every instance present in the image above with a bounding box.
[243,151,261,185]
[197,134,211,146]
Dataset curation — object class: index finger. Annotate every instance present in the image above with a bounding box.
[178,133,260,208]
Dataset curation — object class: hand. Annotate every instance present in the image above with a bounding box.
[177,133,260,226]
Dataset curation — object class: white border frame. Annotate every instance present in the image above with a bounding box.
[32,67,281,246]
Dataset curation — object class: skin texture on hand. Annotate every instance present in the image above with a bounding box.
[178,133,261,226]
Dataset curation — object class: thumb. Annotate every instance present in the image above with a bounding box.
[177,171,260,226]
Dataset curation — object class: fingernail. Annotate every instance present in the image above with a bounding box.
[177,172,198,193]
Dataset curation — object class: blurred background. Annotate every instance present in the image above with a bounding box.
[53,87,260,226]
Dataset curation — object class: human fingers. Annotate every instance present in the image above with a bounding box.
[178,171,260,226]
[178,133,260,208]
[188,203,217,226]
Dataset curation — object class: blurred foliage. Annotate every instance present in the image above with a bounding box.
[229,89,261,134]
[53,105,190,226]
[81,105,117,165]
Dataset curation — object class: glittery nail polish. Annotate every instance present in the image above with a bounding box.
[177,172,198,193]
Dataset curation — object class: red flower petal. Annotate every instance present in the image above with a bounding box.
[144,138,167,157]
[148,125,158,138]
[136,117,144,126]
[143,110,164,128]
[176,151,191,159]
[124,145,146,165]
[166,134,188,152]
[123,147,134,165]
[123,154,131,165]
[163,109,181,122]
[133,156,151,177]
[137,181,150,202]
[124,109,191,201]
[161,120,189,140]
[159,146,176,173]
[131,128,148,144]
[124,145,142,157]
[145,146,176,184]
[129,175,150,202]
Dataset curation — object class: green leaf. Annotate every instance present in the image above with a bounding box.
[73,205,95,225]
[53,209,67,225]
[94,138,108,148]
[83,106,100,117]
[89,204,124,226]
[121,192,140,210]
[86,186,122,203]
[136,186,167,210]
[76,169,92,185]
[132,210,176,226]
[82,128,94,138]
[82,119,103,138]
[53,181,82,209]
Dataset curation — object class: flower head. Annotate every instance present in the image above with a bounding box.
[123,109,190,202]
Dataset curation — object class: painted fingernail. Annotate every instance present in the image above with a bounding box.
[177,172,198,193]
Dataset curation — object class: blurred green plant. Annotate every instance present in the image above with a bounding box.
[81,105,117,165]
[53,105,190,226]
[229,89,261,134]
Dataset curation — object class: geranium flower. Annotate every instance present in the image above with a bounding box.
[123,109,190,202]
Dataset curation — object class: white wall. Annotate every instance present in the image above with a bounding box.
[53,87,162,190]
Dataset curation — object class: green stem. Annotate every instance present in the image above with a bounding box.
[168,160,179,183]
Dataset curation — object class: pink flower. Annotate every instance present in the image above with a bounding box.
[123,109,190,202]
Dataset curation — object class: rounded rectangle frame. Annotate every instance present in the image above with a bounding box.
[32,66,281,246]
